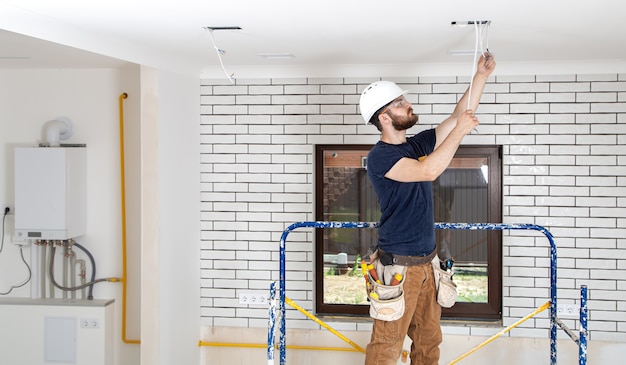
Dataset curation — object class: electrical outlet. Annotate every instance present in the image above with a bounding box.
[0,202,14,215]
[80,318,99,329]
[13,238,28,247]
[239,292,268,306]
[557,303,580,318]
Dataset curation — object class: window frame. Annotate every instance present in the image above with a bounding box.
[314,144,502,320]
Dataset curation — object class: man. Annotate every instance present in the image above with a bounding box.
[360,54,496,365]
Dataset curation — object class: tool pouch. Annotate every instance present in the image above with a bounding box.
[432,256,457,308]
[367,261,407,321]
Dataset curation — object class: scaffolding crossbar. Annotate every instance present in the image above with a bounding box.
[267,221,588,365]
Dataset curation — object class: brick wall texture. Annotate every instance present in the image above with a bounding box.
[199,74,626,341]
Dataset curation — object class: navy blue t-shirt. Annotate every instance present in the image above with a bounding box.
[366,129,437,256]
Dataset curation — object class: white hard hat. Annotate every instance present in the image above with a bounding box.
[359,81,408,124]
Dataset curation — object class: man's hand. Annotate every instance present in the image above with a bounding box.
[457,109,479,135]
[477,53,496,77]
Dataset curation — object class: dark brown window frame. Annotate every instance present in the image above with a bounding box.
[314,144,502,320]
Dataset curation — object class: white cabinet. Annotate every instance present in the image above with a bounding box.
[0,298,113,365]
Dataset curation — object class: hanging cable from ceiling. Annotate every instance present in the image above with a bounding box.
[466,20,491,134]
[205,27,238,84]
[467,20,491,111]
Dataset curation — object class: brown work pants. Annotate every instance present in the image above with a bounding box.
[364,261,442,365]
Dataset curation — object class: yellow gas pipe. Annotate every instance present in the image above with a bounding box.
[197,341,361,352]
[120,93,362,351]
[119,92,140,345]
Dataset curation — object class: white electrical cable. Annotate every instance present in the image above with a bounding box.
[208,29,235,84]
[484,22,490,54]
[0,213,32,295]
[467,21,492,134]
[478,22,485,59]
[468,21,480,111]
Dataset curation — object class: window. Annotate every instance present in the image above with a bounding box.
[315,144,502,320]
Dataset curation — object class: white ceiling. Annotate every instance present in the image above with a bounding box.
[1,0,625,78]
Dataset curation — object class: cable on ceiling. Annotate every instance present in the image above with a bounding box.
[206,28,236,84]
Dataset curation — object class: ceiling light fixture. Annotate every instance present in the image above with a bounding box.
[258,53,296,59]
[451,20,491,27]
[448,20,492,58]
[203,26,242,31]
[447,50,475,56]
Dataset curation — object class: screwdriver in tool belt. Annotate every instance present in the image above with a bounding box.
[367,263,381,284]
[361,260,370,288]
[390,273,403,286]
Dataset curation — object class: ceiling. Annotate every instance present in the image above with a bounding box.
[1,0,625,78]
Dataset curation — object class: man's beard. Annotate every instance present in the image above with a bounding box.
[391,112,418,131]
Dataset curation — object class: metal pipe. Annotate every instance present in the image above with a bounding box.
[579,285,588,365]
[59,240,78,299]
[267,282,277,364]
[70,244,76,300]
[48,245,116,291]
[554,317,579,345]
[62,245,67,299]
[72,242,97,300]
[76,259,86,299]
[40,241,46,298]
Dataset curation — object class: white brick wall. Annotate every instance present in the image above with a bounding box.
[200,74,626,341]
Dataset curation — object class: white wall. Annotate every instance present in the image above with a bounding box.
[0,68,141,365]
[0,66,200,365]
[157,70,201,365]
[0,68,129,300]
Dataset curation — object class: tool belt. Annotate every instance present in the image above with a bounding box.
[364,260,407,321]
[432,255,457,308]
[377,247,437,266]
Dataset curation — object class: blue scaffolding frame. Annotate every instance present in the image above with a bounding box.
[267,221,588,365]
